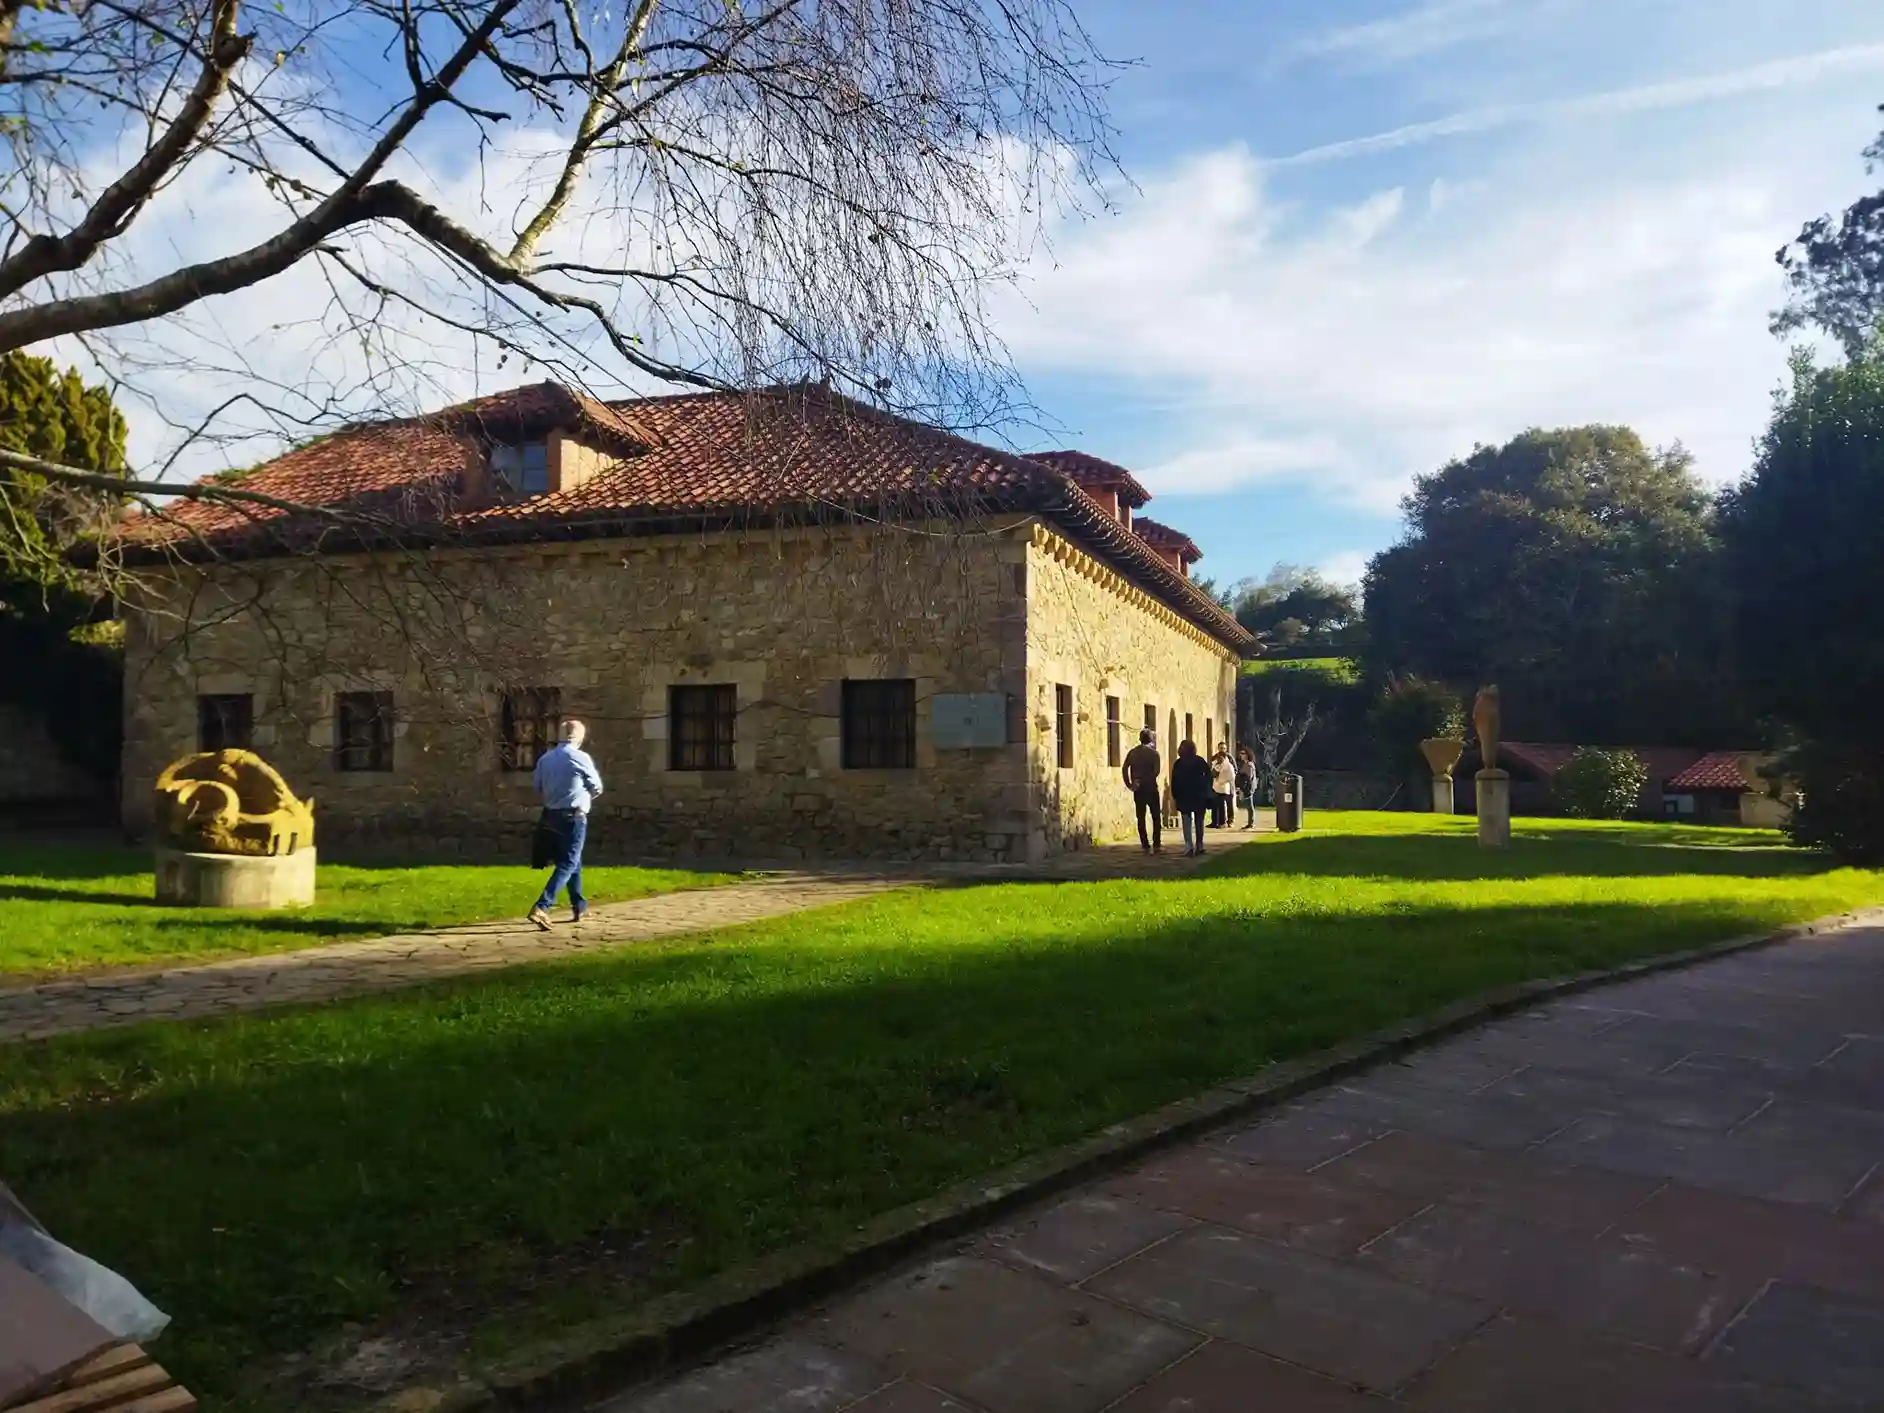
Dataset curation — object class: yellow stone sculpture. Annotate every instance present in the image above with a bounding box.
[153,750,315,857]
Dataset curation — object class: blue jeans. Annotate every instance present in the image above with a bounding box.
[535,809,588,914]
[1180,808,1208,851]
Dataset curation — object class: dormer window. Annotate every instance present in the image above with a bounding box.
[490,440,549,495]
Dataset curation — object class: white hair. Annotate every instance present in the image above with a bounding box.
[560,719,586,746]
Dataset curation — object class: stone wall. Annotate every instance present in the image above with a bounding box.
[0,702,102,811]
[1022,525,1240,850]
[123,522,1036,862]
[121,517,1245,862]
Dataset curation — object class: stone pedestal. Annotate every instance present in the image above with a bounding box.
[1431,776,1455,814]
[155,847,316,908]
[1475,770,1511,849]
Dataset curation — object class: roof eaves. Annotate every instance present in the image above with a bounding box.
[1040,484,1253,653]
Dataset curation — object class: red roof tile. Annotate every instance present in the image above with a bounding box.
[1028,451,1152,508]
[122,382,1253,652]
[1131,516,1202,562]
[1667,751,1759,792]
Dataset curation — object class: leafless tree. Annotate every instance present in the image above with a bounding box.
[1251,682,1315,803]
[2,0,1121,511]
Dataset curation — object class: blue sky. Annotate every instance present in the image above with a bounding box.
[990,0,1884,590]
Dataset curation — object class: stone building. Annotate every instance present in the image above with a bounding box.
[119,384,1252,862]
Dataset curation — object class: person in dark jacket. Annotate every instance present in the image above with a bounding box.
[1169,739,1215,856]
[1120,728,1163,853]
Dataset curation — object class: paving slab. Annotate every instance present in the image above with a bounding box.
[1615,1182,1884,1300]
[1314,1130,1662,1235]
[979,1194,1193,1284]
[1106,1339,1391,1412]
[1085,1225,1492,1393]
[1704,1282,1884,1405]
[1403,1315,1839,1412]
[1098,1148,1433,1256]
[599,923,1884,1413]
[814,1256,1199,1413]
[1355,1201,1752,1351]
[596,1337,887,1413]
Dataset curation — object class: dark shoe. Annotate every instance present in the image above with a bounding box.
[528,907,552,931]
[571,907,587,925]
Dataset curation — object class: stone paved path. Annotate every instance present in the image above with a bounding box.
[0,836,1221,1043]
[604,922,1884,1413]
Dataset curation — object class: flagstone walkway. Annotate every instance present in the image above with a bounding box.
[605,921,1884,1412]
[0,836,1220,1043]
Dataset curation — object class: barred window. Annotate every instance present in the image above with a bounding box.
[1054,684,1075,769]
[841,678,916,769]
[1144,703,1157,738]
[499,687,561,771]
[335,691,395,772]
[1106,696,1122,768]
[670,684,737,771]
[197,693,253,752]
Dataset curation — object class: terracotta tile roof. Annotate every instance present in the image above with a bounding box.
[1131,516,1202,562]
[1498,742,1580,777]
[1029,451,1152,508]
[435,381,656,450]
[465,384,1056,524]
[1497,743,1708,796]
[1667,751,1759,792]
[121,382,1254,652]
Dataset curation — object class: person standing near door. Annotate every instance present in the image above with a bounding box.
[1121,728,1163,853]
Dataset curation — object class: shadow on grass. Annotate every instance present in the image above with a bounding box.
[0,883,1859,1402]
[1197,829,1820,884]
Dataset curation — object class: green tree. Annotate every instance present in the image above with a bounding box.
[1362,426,1739,744]
[1368,674,1464,784]
[0,352,128,785]
[1230,564,1362,658]
[1,350,127,614]
[1723,343,1884,859]
[1773,110,1884,356]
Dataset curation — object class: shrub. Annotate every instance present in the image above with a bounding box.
[1554,747,1648,819]
[1369,674,1464,774]
[1781,742,1884,863]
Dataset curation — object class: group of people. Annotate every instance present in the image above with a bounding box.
[1120,730,1261,856]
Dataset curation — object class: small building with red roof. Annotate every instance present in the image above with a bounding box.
[117,383,1251,862]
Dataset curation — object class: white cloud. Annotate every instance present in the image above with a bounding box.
[1317,549,1374,588]
[1000,80,1877,514]
[1281,0,1514,69]
[1276,42,1884,166]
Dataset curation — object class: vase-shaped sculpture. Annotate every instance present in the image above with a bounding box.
[1420,737,1464,813]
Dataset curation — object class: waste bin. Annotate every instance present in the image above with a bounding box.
[1277,773,1304,833]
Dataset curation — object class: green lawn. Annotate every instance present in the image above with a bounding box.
[0,841,732,978]
[1240,655,1360,681]
[2,813,1880,1406]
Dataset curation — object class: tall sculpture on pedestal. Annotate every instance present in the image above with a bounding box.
[1473,686,1510,848]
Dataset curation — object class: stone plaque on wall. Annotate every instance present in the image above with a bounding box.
[931,692,1007,749]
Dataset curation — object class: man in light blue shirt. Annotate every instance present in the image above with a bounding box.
[529,719,604,929]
